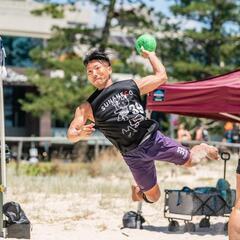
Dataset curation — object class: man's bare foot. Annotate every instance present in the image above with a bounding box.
[200,143,219,160]
[131,185,143,201]
[189,143,219,166]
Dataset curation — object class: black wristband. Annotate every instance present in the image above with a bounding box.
[142,192,154,204]
[236,159,240,174]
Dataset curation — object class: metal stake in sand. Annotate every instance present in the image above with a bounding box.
[0,36,7,238]
[136,202,143,229]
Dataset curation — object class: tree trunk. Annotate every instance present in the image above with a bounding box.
[99,0,117,51]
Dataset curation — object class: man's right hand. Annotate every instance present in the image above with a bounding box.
[140,46,156,59]
[69,123,95,139]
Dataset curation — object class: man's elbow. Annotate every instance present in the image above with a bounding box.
[162,74,168,84]
[156,72,168,84]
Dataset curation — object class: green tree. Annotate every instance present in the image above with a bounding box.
[20,58,93,122]
[31,4,64,18]
[21,0,159,122]
[155,0,240,136]
[167,0,240,81]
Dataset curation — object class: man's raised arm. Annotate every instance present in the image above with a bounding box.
[134,48,167,95]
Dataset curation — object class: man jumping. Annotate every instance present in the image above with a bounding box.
[67,49,219,204]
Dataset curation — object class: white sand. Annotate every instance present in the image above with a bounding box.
[13,193,230,240]
[5,154,238,240]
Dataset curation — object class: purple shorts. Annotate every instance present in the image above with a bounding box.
[122,130,190,192]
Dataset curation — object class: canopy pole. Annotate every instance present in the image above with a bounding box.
[219,112,240,122]
[0,36,7,238]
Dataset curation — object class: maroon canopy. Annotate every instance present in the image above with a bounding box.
[147,69,240,122]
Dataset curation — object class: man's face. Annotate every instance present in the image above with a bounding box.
[86,60,112,89]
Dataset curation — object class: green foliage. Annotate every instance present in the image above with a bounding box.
[19,25,96,121]
[31,4,64,18]
[87,0,156,50]
[17,162,93,176]
[20,63,94,121]
[21,163,58,176]
[23,0,240,132]
[155,0,240,131]
[20,1,158,122]
[167,0,240,81]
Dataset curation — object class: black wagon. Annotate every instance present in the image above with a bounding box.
[164,152,236,232]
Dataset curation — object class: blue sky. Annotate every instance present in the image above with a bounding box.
[42,0,171,26]
[38,0,172,16]
[144,0,172,16]
[35,0,204,30]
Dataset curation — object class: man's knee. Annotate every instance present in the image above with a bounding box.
[144,184,161,203]
[148,191,161,202]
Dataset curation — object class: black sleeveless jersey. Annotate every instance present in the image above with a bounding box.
[87,79,158,154]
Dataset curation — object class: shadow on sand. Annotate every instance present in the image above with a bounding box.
[143,222,228,236]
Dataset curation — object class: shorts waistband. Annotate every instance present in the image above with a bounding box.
[139,133,151,145]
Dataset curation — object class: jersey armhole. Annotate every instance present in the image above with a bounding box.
[132,79,141,96]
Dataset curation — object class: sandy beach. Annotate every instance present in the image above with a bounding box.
[4,150,238,240]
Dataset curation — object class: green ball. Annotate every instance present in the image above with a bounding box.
[135,34,157,54]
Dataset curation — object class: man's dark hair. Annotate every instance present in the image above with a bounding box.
[83,50,111,66]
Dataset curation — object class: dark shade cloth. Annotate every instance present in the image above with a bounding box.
[147,69,240,122]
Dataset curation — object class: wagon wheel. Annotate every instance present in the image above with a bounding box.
[168,219,180,232]
[199,216,210,228]
[224,221,228,233]
[184,221,196,232]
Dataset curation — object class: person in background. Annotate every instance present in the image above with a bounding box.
[222,121,233,143]
[195,124,209,142]
[177,123,192,142]
[231,123,240,143]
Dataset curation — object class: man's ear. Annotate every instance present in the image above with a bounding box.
[108,66,112,75]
